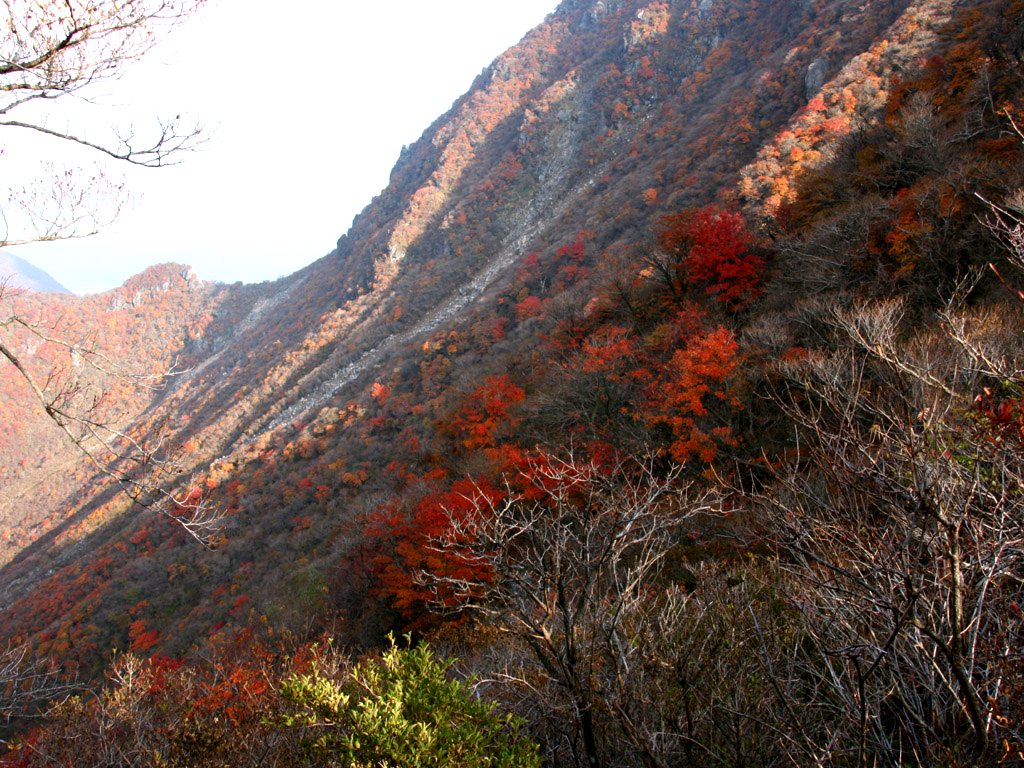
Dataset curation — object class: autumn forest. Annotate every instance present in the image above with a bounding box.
[1,0,1024,765]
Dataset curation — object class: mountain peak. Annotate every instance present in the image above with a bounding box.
[0,252,73,294]
[121,262,199,292]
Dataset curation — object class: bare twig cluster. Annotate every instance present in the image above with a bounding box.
[759,290,1024,765]
[0,0,218,544]
[0,640,76,734]
[0,0,206,248]
[425,451,718,768]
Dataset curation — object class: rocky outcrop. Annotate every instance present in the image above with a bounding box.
[805,57,829,99]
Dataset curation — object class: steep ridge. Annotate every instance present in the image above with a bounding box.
[0,0,930,647]
[139,0,914,456]
[1,0,1020,702]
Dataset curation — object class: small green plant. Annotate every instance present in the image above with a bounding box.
[280,636,540,768]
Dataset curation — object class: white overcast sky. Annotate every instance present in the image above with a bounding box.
[7,0,559,294]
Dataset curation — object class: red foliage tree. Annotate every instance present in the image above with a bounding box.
[128,620,160,653]
[639,325,741,463]
[685,207,762,308]
[658,205,764,310]
[370,478,505,629]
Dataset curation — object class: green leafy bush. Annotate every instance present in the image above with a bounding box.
[280,637,540,768]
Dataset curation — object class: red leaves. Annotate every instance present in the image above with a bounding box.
[511,235,589,320]
[657,211,694,256]
[515,294,544,320]
[974,387,1024,445]
[657,205,763,310]
[129,620,160,652]
[681,206,764,310]
[366,477,504,628]
[557,299,742,465]
[371,382,392,407]
[581,325,636,376]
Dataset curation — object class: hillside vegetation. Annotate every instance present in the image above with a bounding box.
[2,0,1023,765]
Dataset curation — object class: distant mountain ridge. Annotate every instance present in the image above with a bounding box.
[0,252,73,294]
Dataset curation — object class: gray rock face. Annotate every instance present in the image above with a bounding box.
[580,0,621,27]
[805,57,829,99]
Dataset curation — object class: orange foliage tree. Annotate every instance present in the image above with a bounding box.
[639,325,741,463]
[448,374,526,451]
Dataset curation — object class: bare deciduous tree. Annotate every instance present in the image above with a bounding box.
[0,641,76,736]
[758,294,1024,766]
[1,0,206,247]
[0,280,221,544]
[424,451,718,768]
[0,0,219,546]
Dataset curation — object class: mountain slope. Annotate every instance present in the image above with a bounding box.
[1,4,1022,758]
[0,264,218,562]
[0,0,973,644]
[0,253,72,294]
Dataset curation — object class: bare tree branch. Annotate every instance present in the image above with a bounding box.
[0,640,77,734]
[756,294,1024,764]
[0,0,207,248]
[423,450,719,768]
